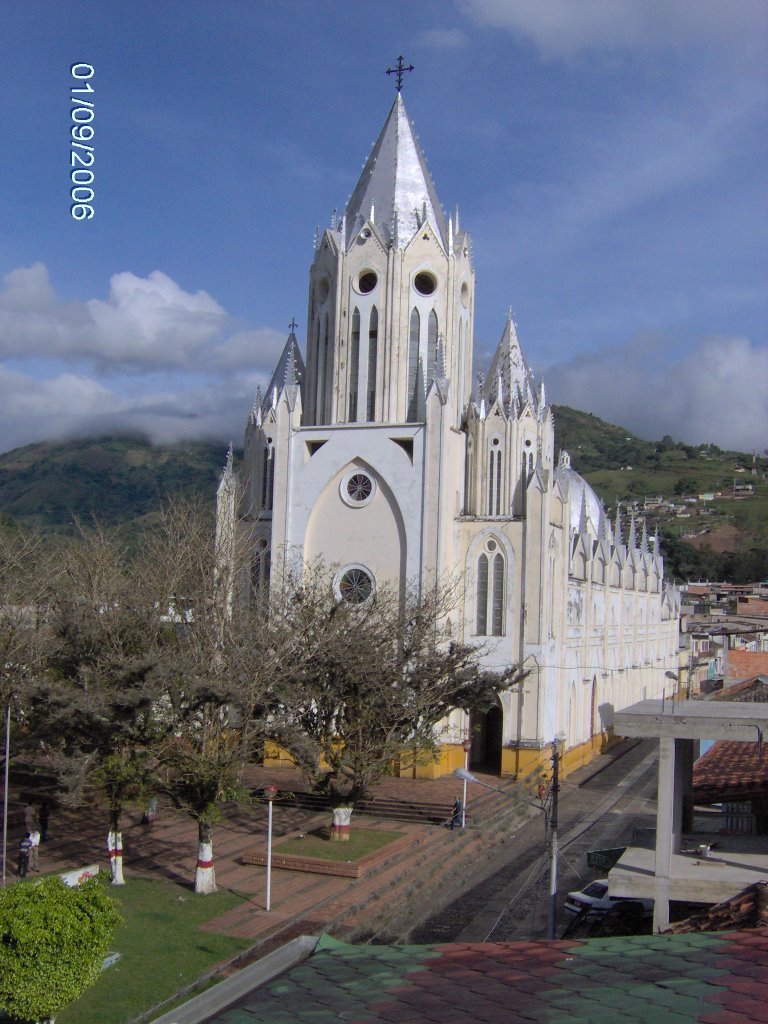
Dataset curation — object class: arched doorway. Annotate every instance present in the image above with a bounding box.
[469,700,503,774]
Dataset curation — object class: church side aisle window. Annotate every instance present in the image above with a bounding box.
[349,308,360,421]
[367,307,378,421]
[476,544,505,636]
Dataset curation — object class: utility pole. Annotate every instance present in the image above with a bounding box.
[546,736,561,940]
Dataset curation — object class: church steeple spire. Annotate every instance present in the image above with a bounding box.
[343,93,448,251]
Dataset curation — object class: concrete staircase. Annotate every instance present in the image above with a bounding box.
[270,790,450,826]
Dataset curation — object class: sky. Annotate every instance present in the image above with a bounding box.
[1,0,766,456]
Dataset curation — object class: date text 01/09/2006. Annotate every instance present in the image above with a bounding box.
[70,63,95,221]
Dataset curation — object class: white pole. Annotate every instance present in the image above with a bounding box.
[462,748,469,828]
[2,704,9,887]
[266,799,273,912]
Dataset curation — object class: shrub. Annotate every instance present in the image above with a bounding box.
[0,875,121,1023]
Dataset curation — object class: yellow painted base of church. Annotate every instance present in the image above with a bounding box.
[263,733,618,785]
[498,731,618,784]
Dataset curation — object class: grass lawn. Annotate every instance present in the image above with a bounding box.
[56,877,250,1024]
[275,827,404,861]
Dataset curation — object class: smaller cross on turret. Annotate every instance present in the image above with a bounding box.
[289,318,298,333]
[386,55,414,92]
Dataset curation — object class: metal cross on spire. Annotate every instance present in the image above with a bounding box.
[386,55,414,92]
[288,318,298,333]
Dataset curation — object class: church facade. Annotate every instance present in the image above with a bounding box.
[217,93,681,779]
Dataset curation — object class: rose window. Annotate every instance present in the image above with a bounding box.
[338,567,374,604]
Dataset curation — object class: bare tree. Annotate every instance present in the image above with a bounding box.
[278,570,525,810]
[27,520,163,883]
[142,501,303,894]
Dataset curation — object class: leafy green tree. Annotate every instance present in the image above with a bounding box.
[0,875,121,1023]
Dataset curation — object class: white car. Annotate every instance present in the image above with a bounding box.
[564,879,653,916]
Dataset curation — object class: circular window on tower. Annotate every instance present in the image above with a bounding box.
[340,469,376,508]
[413,271,437,296]
[334,565,376,604]
[355,269,378,294]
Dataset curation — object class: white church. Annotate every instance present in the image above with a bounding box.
[217,89,681,780]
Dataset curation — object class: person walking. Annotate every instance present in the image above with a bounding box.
[17,833,32,878]
[450,796,463,831]
[29,829,41,872]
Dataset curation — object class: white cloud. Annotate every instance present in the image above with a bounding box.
[460,0,766,57]
[0,264,290,453]
[0,264,280,372]
[546,334,768,451]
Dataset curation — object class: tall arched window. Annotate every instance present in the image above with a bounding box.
[427,310,438,383]
[491,553,504,635]
[487,442,501,515]
[476,547,505,636]
[407,307,420,421]
[476,553,488,634]
[465,439,474,514]
[261,446,274,510]
[348,307,360,421]
[366,306,378,421]
[323,313,330,421]
[314,318,322,421]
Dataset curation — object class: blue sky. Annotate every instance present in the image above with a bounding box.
[1,0,765,455]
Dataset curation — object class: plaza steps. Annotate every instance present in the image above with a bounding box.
[268,790,453,826]
[292,785,537,944]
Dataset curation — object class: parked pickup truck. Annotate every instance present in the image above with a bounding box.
[564,879,654,916]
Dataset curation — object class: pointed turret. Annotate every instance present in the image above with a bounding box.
[628,515,638,551]
[263,329,306,412]
[483,315,538,419]
[640,519,650,555]
[217,444,236,499]
[344,94,448,251]
[247,386,263,429]
[578,486,589,535]
[614,503,623,547]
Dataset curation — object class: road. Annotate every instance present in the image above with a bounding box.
[410,739,659,943]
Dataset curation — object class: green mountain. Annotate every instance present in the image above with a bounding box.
[0,435,229,538]
[0,413,765,581]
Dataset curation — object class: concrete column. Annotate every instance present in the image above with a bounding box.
[653,736,695,932]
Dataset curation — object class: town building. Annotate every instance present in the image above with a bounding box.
[216,89,681,779]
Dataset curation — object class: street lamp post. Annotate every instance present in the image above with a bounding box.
[545,737,561,941]
[461,738,472,828]
[263,784,278,912]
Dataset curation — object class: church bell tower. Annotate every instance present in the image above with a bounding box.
[304,92,475,432]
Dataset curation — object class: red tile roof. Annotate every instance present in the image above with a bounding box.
[693,740,768,804]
